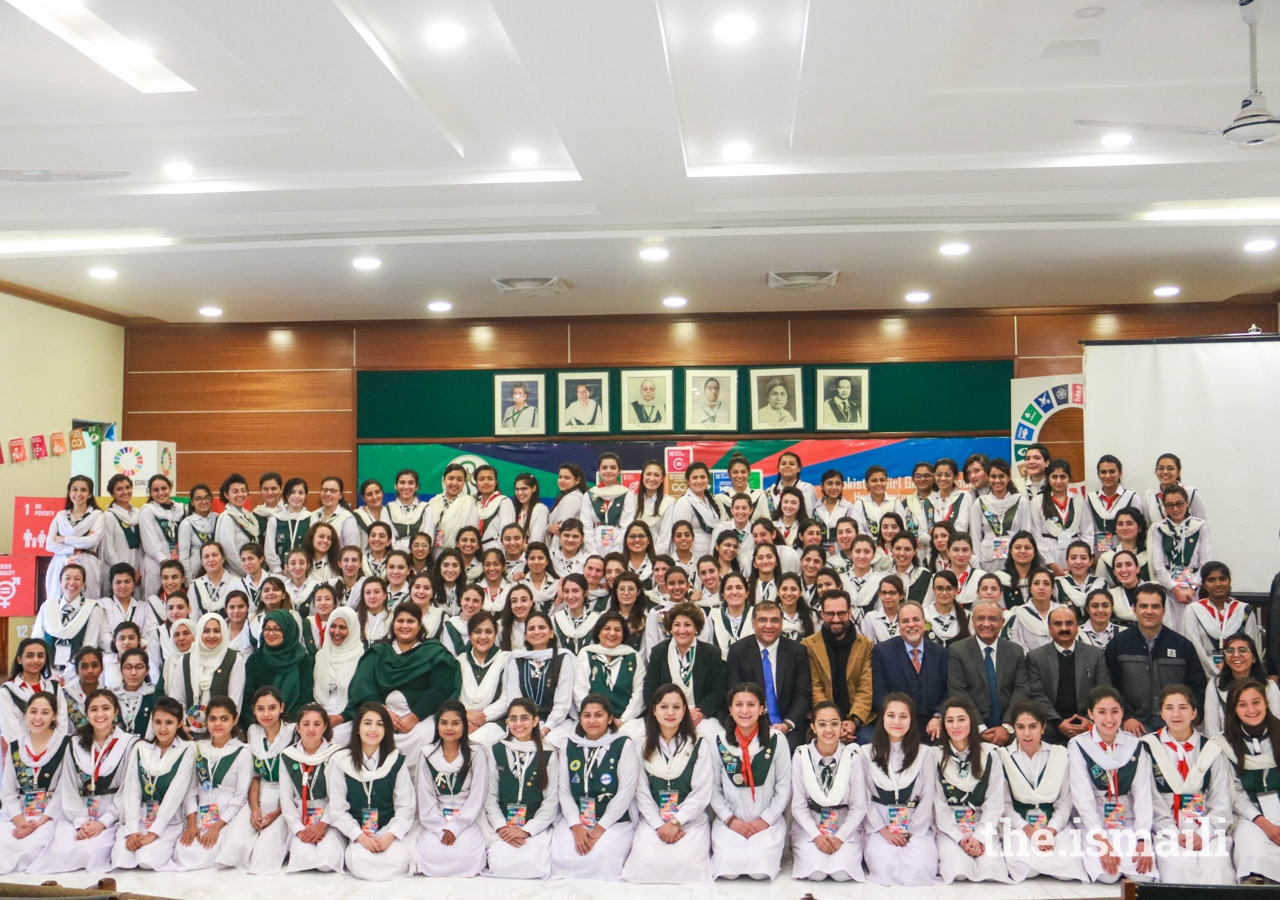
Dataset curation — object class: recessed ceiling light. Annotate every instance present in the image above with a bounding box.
[510,147,539,166]
[639,247,669,261]
[427,301,452,312]
[939,243,970,256]
[714,14,757,43]
[198,306,222,317]
[1100,133,1132,148]
[163,161,193,177]
[1153,285,1181,297]
[905,291,931,303]
[662,296,688,308]
[423,21,466,49]
[721,140,752,161]
[88,267,116,280]
[1074,7,1106,18]
[1245,238,1277,252]
[352,257,381,270]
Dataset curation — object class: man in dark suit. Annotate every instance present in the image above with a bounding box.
[1025,605,1112,744]
[726,600,811,751]
[868,601,948,743]
[947,600,1030,747]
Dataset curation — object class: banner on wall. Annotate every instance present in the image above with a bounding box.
[12,498,62,556]
[1010,374,1084,462]
[0,556,37,616]
[98,441,177,494]
[359,436,1008,504]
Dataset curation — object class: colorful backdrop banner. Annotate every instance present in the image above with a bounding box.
[358,436,1008,502]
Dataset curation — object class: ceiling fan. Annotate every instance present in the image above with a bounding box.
[1076,0,1280,146]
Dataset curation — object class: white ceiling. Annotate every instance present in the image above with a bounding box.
[3,0,1280,321]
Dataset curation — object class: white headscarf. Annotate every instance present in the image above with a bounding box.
[190,612,230,698]
[161,618,196,689]
[313,607,363,708]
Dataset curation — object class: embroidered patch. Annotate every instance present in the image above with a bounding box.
[600,772,612,785]
[569,759,582,771]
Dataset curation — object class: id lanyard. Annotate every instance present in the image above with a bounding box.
[582,746,605,789]
[298,761,318,816]
[508,749,533,803]
[359,759,378,811]
[90,738,119,793]
[1099,741,1120,799]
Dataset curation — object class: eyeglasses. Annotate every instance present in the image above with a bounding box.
[121,663,148,672]
[1164,501,1187,510]
[1223,647,1253,656]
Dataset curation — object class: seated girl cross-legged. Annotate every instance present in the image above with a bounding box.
[483,698,560,879]
[278,703,345,873]
[789,701,867,882]
[415,700,489,878]
[110,697,196,871]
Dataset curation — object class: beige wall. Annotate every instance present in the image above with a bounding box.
[0,292,123,554]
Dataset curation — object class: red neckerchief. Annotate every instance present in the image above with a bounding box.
[735,726,759,800]
[1093,728,1120,798]
[1197,598,1236,629]
[25,742,49,764]
[1163,730,1195,822]
[956,568,970,588]
[1098,491,1122,512]
[1052,495,1071,519]
[92,738,119,786]
[480,493,503,510]
[314,614,327,647]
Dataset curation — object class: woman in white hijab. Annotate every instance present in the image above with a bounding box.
[314,607,364,746]
[165,613,245,739]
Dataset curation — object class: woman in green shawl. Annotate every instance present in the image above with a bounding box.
[343,601,461,762]
[243,610,314,723]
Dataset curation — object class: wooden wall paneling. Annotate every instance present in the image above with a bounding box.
[127,324,355,372]
[175,452,355,499]
[1013,357,1083,378]
[125,411,354,453]
[356,321,569,369]
[1037,408,1085,479]
[568,319,789,366]
[1014,304,1279,359]
[789,314,1015,362]
[127,370,353,412]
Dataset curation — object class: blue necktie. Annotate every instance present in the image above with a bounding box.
[762,647,781,726]
[984,646,1000,729]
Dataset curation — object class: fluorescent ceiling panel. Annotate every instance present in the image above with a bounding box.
[5,0,194,92]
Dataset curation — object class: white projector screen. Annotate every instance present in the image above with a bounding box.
[1083,337,1280,593]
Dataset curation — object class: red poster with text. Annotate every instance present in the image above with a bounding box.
[0,556,37,616]
[8,439,26,464]
[31,435,48,460]
[12,497,62,556]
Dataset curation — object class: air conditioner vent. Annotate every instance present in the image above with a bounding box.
[767,271,839,291]
[492,277,569,296]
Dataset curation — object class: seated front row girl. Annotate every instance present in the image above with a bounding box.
[416,699,489,878]
[485,697,559,879]
[933,697,1011,884]
[862,692,939,886]
[789,701,866,882]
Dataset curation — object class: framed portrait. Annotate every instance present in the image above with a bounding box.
[621,369,673,431]
[685,368,737,432]
[558,372,610,434]
[750,367,803,430]
[494,374,546,436]
[816,368,869,431]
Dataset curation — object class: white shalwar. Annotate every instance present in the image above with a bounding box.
[110,739,197,871]
[172,738,253,870]
[861,740,940,886]
[278,741,346,874]
[932,743,1013,883]
[789,741,867,882]
[482,739,561,879]
[996,742,1087,883]
[622,736,714,884]
[549,731,639,881]
[45,508,106,600]
[1141,729,1235,885]
[0,732,71,874]
[326,748,417,881]
[216,723,297,874]
[1067,729,1157,884]
[709,729,791,880]
[1212,731,1280,883]
[415,742,490,877]
[32,727,136,873]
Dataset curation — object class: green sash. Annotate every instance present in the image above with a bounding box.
[285,757,329,801]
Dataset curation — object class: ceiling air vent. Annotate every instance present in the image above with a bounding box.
[491,277,570,296]
[0,169,130,182]
[767,271,839,291]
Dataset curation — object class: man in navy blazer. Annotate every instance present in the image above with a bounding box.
[865,601,947,743]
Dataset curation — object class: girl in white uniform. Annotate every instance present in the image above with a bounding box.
[513,473,549,545]
[213,475,258,579]
[1203,634,1280,737]
[715,455,772,522]
[167,614,246,740]
[112,697,196,871]
[1001,568,1062,652]
[790,701,868,882]
[33,564,105,681]
[0,691,70,874]
[326,701,417,881]
[500,612,577,749]
[1067,686,1157,883]
[709,573,753,658]
[311,477,360,551]
[440,584,483,655]
[264,478,312,573]
[711,495,754,575]
[972,459,1031,572]
[664,462,721,558]
[483,698,560,879]
[415,700,489,877]
[313,607,361,744]
[861,576,905,644]
[1213,679,1280,885]
[100,475,144,597]
[574,613,646,735]
[1055,540,1108,612]
[386,469,430,553]
[278,703,345,873]
[1097,508,1151,585]
[426,465,480,557]
[139,476,185,599]
[36,690,135,873]
[812,469,856,549]
[1184,561,1264,680]
[218,687,297,874]
[636,461,674,534]
[1086,455,1141,556]
[930,458,972,535]
[998,701,1088,883]
[45,476,106,601]
[354,479,390,552]
[177,485,219,582]
[851,466,906,545]
[1149,485,1213,634]
[771,451,819,515]
[932,697,1012,883]
[621,683,715,884]
[549,693,640,880]
[709,683,791,881]
[189,542,237,617]
[474,465,516,552]
[861,692,939,886]
[583,454,636,557]
[172,695,251,870]
[1145,453,1208,525]
[1141,684,1235,884]
[456,611,509,747]
[1030,460,1094,575]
